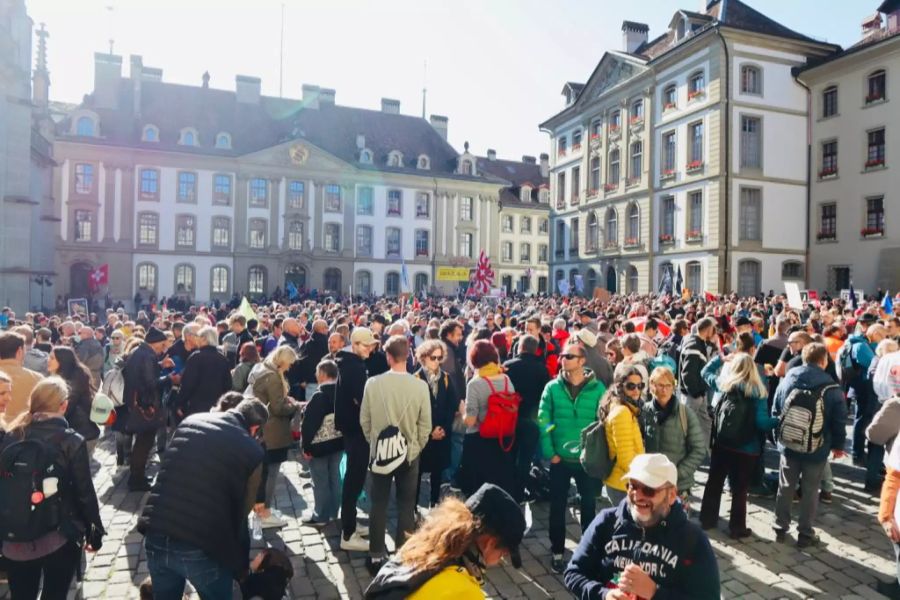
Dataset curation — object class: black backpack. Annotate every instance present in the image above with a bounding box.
[777,383,836,454]
[713,387,757,447]
[0,435,65,542]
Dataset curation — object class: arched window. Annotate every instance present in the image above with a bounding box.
[569,268,579,287]
[587,212,599,252]
[356,270,372,296]
[248,266,267,295]
[627,202,640,243]
[385,272,401,297]
[414,273,428,294]
[417,155,430,170]
[136,263,157,291]
[179,128,198,146]
[659,262,674,292]
[740,65,762,95]
[285,264,306,292]
[211,266,229,295]
[142,125,159,142]
[288,221,304,250]
[387,151,403,167]
[737,259,761,297]
[323,268,342,292]
[628,266,639,293]
[215,132,231,149]
[605,208,618,247]
[76,116,95,136]
[174,264,194,294]
[586,268,597,293]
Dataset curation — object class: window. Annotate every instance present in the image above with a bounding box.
[180,130,196,146]
[288,221,304,250]
[176,215,196,247]
[538,244,548,263]
[686,261,701,293]
[610,111,622,131]
[628,266,639,293]
[630,141,642,180]
[357,187,374,215]
[663,84,677,109]
[324,223,341,252]
[538,275,548,293]
[325,184,342,212]
[606,208,618,246]
[539,218,549,234]
[459,232,473,258]
[74,163,93,194]
[866,196,885,234]
[737,260,761,296]
[76,116,95,136]
[661,196,675,239]
[142,125,158,142]
[689,71,705,99]
[137,263,157,290]
[502,242,513,262]
[324,268,342,292]
[631,99,644,123]
[867,128,886,167]
[174,264,194,293]
[608,149,620,185]
[688,122,703,166]
[215,133,231,149]
[570,217,579,252]
[388,152,403,167]
[557,171,566,206]
[571,166,580,202]
[823,86,838,118]
[819,203,836,239]
[627,203,640,243]
[249,219,267,249]
[359,150,372,164]
[590,156,601,192]
[502,215,514,232]
[740,116,762,169]
[138,213,158,246]
[356,271,372,295]
[573,130,582,150]
[74,210,92,242]
[555,221,566,254]
[587,212,599,252]
[662,132,676,174]
[212,217,230,248]
[415,230,429,257]
[214,174,232,205]
[591,120,603,137]
[416,192,430,218]
[688,191,703,238]
[249,178,268,207]
[386,227,401,257]
[460,196,473,221]
[782,261,804,280]
[741,65,761,95]
[356,225,373,256]
[177,172,197,202]
[739,187,762,241]
[287,181,304,209]
[415,273,428,293]
[417,155,430,170]
[821,140,838,176]
[867,70,886,103]
[460,159,473,175]
[248,266,266,295]
[557,136,567,156]
[385,272,401,296]
[140,168,159,199]
[211,266,229,295]
[520,243,531,263]
[387,190,402,216]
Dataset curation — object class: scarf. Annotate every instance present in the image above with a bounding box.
[424,369,442,397]
[477,363,504,379]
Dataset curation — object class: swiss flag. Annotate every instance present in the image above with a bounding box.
[704,291,717,303]
[89,264,109,291]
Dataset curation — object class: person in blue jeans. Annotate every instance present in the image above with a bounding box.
[300,360,344,525]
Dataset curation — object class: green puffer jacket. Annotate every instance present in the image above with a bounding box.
[538,370,606,463]
[641,397,707,493]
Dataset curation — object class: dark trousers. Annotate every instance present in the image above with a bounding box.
[514,419,540,504]
[7,541,81,600]
[549,461,597,554]
[369,458,420,559]
[852,391,874,459]
[458,433,516,498]
[699,447,756,534]
[145,534,233,600]
[129,430,157,484]
[416,468,442,507]
[341,433,369,539]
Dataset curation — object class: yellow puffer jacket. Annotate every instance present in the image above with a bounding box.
[603,401,645,491]
[407,565,485,599]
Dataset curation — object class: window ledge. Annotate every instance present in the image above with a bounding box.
[815,238,838,244]
[816,114,840,122]
[861,233,885,240]
[686,236,704,244]
[817,173,839,182]
[863,98,888,109]
[862,164,888,174]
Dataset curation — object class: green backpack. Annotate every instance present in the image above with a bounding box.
[580,413,613,480]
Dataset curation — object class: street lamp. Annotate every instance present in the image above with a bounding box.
[33,276,52,312]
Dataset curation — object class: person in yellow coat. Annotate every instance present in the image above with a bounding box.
[602,366,646,505]
[363,483,525,599]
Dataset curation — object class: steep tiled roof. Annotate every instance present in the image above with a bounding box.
[476,156,550,210]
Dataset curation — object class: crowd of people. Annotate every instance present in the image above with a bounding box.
[0,289,898,599]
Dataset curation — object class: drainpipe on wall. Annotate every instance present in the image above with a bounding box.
[794,75,813,291]
[715,27,731,294]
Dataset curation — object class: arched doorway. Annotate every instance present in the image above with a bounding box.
[70,262,93,299]
[285,264,306,294]
[606,265,617,293]
[323,268,342,294]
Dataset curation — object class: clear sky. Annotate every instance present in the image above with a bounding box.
[29,0,867,160]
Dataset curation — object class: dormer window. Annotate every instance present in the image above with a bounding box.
[520,185,532,203]
[179,128,199,146]
[75,116,96,137]
[417,155,430,170]
[142,125,159,142]
[387,151,403,167]
[460,159,473,175]
[359,149,373,164]
[214,132,231,149]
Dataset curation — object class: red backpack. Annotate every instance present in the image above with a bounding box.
[479,376,521,452]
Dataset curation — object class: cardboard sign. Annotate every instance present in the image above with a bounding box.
[593,288,611,303]
[840,289,865,304]
[437,267,471,281]
[784,281,803,309]
[68,298,89,319]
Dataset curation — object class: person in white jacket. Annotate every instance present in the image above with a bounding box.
[873,343,900,402]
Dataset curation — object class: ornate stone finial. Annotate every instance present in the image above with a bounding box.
[35,23,49,73]
[202,71,210,88]
[464,141,469,152]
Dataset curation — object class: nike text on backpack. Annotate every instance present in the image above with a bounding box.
[101,363,126,407]
[580,410,614,481]
[479,376,521,452]
[0,436,65,542]
[777,383,837,454]
[713,388,757,447]
[835,342,859,389]
[369,388,413,476]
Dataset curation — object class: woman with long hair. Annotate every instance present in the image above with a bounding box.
[232,341,260,392]
[600,366,646,505]
[0,377,105,599]
[48,346,100,453]
[364,483,525,599]
[699,352,777,539]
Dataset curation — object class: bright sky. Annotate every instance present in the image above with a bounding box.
[29,0,864,160]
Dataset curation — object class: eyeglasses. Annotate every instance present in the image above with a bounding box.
[627,481,672,497]
[623,382,645,391]
[560,353,584,360]
[428,354,444,362]
[653,383,674,390]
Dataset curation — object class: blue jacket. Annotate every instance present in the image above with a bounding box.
[845,334,876,399]
[702,356,777,455]
[565,499,720,600]
[772,364,847,463]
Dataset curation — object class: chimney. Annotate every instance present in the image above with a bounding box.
[621,21,649,54]
[539,153,549,178]
[862,12,883,37]
[522,155,536,164]
[302,84,320,109]
[129,55,142,115]
[235,75,261,104]
[429,114,448,140]
[381,98,400,114]
[487,149,497,161]
[356,134,366,149]
[142,67,162,82]
[319,87,335,106]
[93,52,122,109]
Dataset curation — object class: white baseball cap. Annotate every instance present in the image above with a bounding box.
[90,393,115,425]
[621,453,678,489]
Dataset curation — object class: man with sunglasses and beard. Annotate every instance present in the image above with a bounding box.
[564,453,720,599]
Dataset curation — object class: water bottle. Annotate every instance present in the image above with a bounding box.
[250,512,263,540]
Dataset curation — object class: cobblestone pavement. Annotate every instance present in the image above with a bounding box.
[0,426,896,599]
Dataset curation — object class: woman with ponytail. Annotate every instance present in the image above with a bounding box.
[48,346,100,454]
[601,366,646,505]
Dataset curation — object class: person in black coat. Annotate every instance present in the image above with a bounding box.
[503,334,551,503]
[176,325,233,417]
[300,361,344,525]
[278,318,305,400]
[0,377,105,599]
[138,399,268,598]
[296,320,329,399]
[413,340,459,507]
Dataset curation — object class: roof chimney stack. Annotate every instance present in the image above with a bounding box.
[429,114,448,141]
[93,52,122,109]
[539,153,549,178]
[235,75,261,104]
[319,88,335,106]
[302,84,320,109]
[487,149,497,161]
[381,98,400,114]
[522,155,536,164]
[621,21,649,54]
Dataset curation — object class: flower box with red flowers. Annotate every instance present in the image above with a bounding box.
[818,167,837,178]
[865,158,885,169]
[604,183,619,192]
[660,169,676,180]
[587,188,599,198]
[816,231,836,241]
[609,125,621,136]
[603,240,619,250]
[686,229,703,242]
[630,115,644,126]
[658,233,674,245]
[664,102,677,111]
[686,160,704,172]
[861,227,884,237]
[557,148,567,157]
[590,133,601,141]
[866,93,884,104]
[624,237,640,248]
[688,89,705,101]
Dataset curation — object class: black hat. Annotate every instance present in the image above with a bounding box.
[465,484,525,568]
[144,326,166,344]
[859,312,878,324]
[735,316,752,327]
[579,309,597,319]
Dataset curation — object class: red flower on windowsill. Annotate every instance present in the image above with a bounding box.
[686,160,704,172]
[866,93,885,104]
[688,90,705,100]
[624,237,640,248]
[660,169,676,179]
[659,233,674,244]
[587,188,599,198]
[609,125,621,135]
[590,133,601,140]
[557,149,567,157]
[686,230,703,241]
[819,167,838,178]
[664,102,677,111]
[630,115,643,125]
[865,158,885,168]
[604,183,619,192]
[861,227,884,237]
[572,143,582,152]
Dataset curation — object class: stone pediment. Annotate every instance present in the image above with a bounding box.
[239,140,349,172]
[579,53,648,105]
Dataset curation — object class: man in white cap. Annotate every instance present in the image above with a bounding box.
[565,453,720,599]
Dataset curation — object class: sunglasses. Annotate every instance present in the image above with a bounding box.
[623,382,645,391]
[560,353,584,360]
[627,481,672,497]
[428,354,444,361]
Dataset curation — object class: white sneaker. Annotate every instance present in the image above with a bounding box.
[340,531,370,552]
[356,524,369,537]
[260,513,288,529]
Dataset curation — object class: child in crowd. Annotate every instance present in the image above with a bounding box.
[300,359,344,526]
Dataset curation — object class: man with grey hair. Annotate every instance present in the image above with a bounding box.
[177,325,233,416]
[75,325,104,388]
[13,324,48,375]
